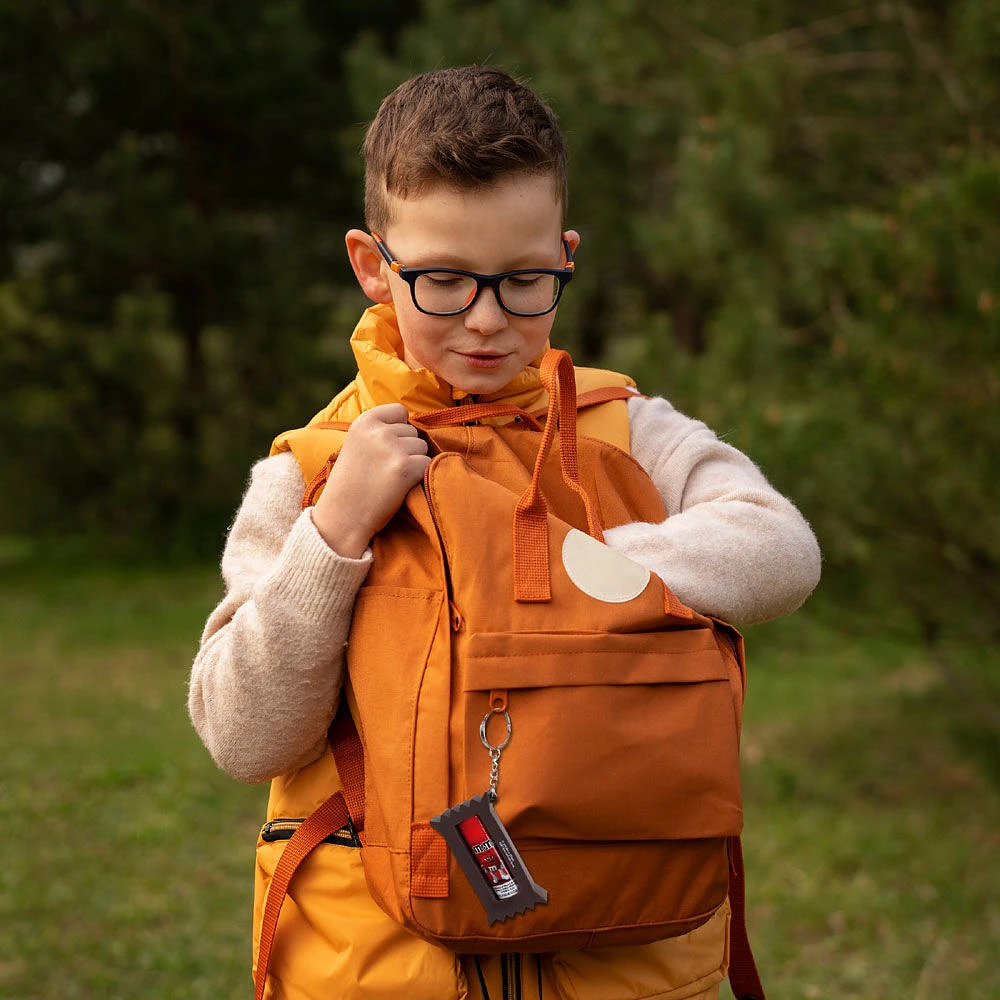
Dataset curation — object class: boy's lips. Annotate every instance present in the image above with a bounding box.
[457,350,509,370]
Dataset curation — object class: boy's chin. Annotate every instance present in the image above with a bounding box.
[449,373,514,396]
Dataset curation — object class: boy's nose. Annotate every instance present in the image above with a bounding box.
[464,287,509,335]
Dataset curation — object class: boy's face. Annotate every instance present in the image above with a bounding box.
[377,173,577,395]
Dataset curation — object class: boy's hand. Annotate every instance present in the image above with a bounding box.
[311,404,431,559]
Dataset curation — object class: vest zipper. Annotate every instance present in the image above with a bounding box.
[502,953,522,1000]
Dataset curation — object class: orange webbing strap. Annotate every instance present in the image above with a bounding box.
[300,405,543,509]
[297,382,636,509]
[328,706,367,830]
[513,350,605,602]
[300,421,352,508]
[302,455,335,509]
[727,836,766,1000]
[547,351,603,542]
[414,385,641,431]
[411,401,543,431]
[511,361,562,602]
[524,383,641,422]
[253,710,367,1000]
[253,791,352,1000]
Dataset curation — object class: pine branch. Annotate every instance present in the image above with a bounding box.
[896,1,973,116]
[739,4,897,60]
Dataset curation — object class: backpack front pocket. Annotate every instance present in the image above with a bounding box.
[458,627,743,843]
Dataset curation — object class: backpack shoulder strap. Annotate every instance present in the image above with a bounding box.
[529,383,641,452]
[572,367,641,451]
[728,836,767,1000]
[273,374,644,502]
[254,792,350,1000]
[254,710,366,1000]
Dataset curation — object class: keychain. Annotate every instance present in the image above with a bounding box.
[430,701,548,923]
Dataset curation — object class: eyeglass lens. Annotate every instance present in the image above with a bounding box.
[414,271,560,316]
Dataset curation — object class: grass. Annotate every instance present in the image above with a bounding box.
[0,559,264,999]
[1,558,998,998]
[739,612,1000,999]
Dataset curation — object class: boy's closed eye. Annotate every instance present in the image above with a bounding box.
[425,274,466,287]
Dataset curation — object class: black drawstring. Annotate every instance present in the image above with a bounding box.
[472,955,490,1000]
[475,954,543,1000]
[474,957,490,1000]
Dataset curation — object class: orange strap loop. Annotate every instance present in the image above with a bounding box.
[513,349,604,603]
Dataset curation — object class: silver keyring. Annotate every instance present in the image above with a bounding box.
[480,708,512,753]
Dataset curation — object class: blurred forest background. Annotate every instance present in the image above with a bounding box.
[2,2,999,997]
[2,0,998,651]
[2,0,998,638]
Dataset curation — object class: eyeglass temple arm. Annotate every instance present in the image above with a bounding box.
[561,237,575,271]
[370,232,402,274]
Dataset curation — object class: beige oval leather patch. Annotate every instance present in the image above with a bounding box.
[561,528,650,603]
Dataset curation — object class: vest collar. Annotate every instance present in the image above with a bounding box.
[349,304,548,413]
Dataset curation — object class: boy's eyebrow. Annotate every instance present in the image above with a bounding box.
[400,246,566,272]
[400,248,469,268]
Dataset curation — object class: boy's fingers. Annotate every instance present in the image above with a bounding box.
[351,404,427,443]
[367,402,410,424]
[399,434,429,454]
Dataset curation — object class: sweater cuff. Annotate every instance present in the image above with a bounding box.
[260,508,372,623]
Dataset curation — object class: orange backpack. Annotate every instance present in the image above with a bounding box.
[256,349,765,1000]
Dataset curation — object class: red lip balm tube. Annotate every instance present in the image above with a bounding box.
[457,815,519,900]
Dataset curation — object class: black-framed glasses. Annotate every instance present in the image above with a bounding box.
[372,233,575,317]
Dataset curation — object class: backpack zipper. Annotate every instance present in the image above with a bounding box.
[260,817,361,848]
[423,459,463,632]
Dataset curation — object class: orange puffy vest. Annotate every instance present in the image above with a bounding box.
[255,346,764,1000]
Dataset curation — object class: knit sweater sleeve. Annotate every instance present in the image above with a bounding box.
[602,395,821,625]
[187,451,372,784]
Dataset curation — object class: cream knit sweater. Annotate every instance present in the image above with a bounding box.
[189,393,821,785]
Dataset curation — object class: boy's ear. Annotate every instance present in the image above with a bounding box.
[564,229,581,254]
[345,229,393,305]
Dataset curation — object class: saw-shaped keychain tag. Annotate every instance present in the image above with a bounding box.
[430,699,548,923]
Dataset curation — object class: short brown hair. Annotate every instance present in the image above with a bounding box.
[362,65,568,233]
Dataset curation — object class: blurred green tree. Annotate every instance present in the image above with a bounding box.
[0,0,416,550]
[345,0,1000,649]
[1,0,997,669]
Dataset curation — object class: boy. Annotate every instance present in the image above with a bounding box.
[189,66,820,1000]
